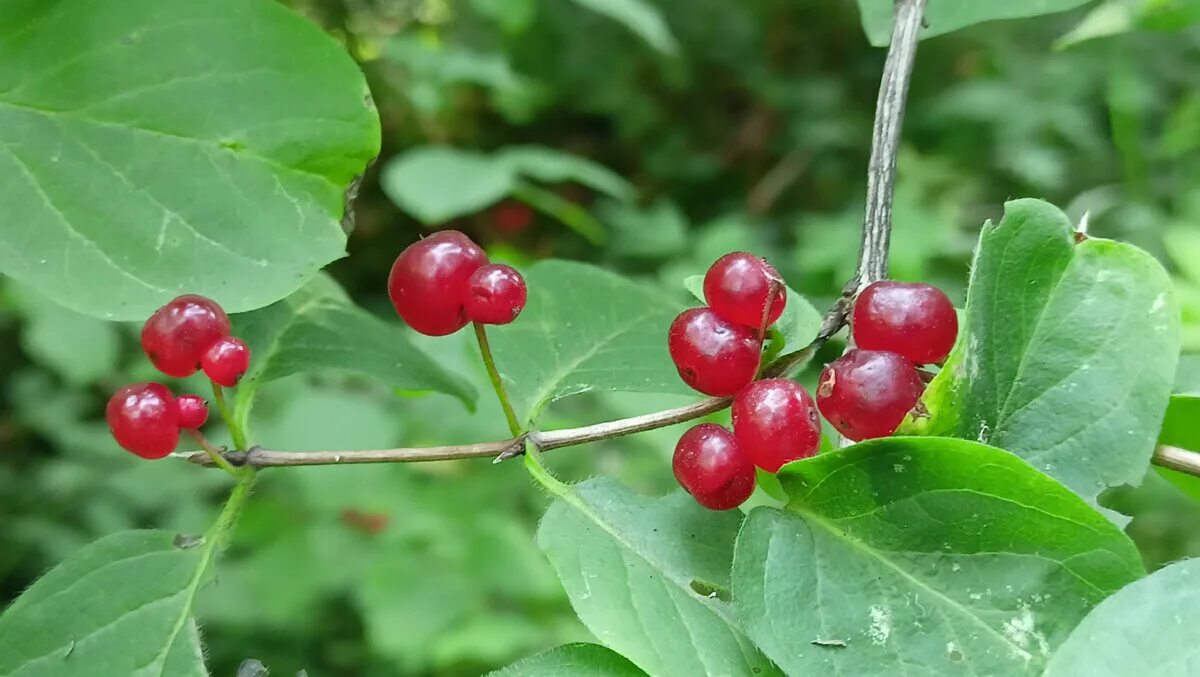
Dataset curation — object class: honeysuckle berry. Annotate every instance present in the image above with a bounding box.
[106,383,180,460]
[667,307,762,397]
[388,230,489,336]
[175,395,209,429]
[672,423,757,510]
[852,280,958,365]
[141,294,231,377]
[465,264,527,325]
[703,252,787,330]
[202,336,250,387]
[731,378,822,473]
[817,348,925,441]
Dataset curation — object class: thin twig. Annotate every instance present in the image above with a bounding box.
[1152,445,1200,477]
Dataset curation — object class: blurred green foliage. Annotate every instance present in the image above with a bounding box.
[2,0,1199,674]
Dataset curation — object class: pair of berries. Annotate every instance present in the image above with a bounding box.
[816,281,956,441]
[389,230,527,336]
[107,295,252,459]
[669,254,817,510]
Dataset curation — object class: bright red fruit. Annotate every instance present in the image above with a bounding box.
[202,336,251,387]
[141,295,231,377]
[703,252,787,330]
[672,424,757,510]
[388,231,489,336]
[464,264,527,325]
[667,308,762,397]
[176,395,209,429]
[106,383,180,459]
[731,378,822,472]
[491,200,534,235]
[816,349,925,441]
[852,281,958,364]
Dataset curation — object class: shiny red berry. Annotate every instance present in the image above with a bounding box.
[703,252,787,330]
[673,424,757,510]
[141,295,231,377]
[176,395,209,429]
[491,200,534,235]
[202,337,250,387]
[817,349,925,441]
[106,383,180,459]
[731,378,822,473]
[667,308,762,397]
[465,264,527,325]
[388,231,489,336]
[852,281,958,364]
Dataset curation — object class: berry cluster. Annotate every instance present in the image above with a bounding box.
[106,295,252,459]
[669,254,822,510]
[817,280,956,442]
[388,230,527,336]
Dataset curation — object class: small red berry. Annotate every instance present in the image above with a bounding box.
[202,337,250,387]
[491,200,534,235]
[464,264,527,325]
[731,378,822,473]
[816,349,925,442]
[106,383,180,459]
[852,281,958,365]
[667,308,762,397]
[388,230,489,336]
[703,252,787,330]
[176,395,209,429]
[673,424,757,510]
[141,295,231,377]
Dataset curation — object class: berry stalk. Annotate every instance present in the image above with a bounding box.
[211,381,249,452]
[474,322,523,437]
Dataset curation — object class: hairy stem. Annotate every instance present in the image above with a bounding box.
[211,381,249,451]
[474,322,523,436]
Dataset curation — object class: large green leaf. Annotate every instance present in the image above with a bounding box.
[1160,395,1200,450]
[1044,557,1200,676]
[231,275,476,431]
[0,0,380,320]
[917,199,1179,504]
[535,475,780,677]
[489,644,646,676]
[566,0,679,55]
[0,530,211,676]
[489,260,693,424]
[732,437,1143,676]
[857,0,1095,46]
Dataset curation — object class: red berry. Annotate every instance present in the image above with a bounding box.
[464,264,527,325]
[667,308,762,397]
[202,336,250,387]
[388,231,489,336]
[852,281,958,365]
[141,295,231,377]
[703,252,787,330]
[673,424,757,510]
[176,395,209,429]
[731,378,822,473]
[491,200,534,235]
[106,383,180,459]
[816,349,925,441]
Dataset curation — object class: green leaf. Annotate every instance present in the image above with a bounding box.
[535,476,780,677]
[498,146,634,202]
[232,274,476,429]
[1176,354,1200,394]
[1044,557,1200,676]
[857,0,1095,46]
[381,147,515,225]
[1160,395,1200,450]
[603,200,688,258]
[0,0,380,320]
[0,530,211,676]
[567,0,679,55]
[732,437,1144,676]
[10,284,119,384]
[489,643,647,676]
[917,199,1179,504]
[490,260,693,424]
[682,275,821,350]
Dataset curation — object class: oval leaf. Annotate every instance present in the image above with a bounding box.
[732,436,1143,676]
[0,0,380,320]
[489,643,646,677]
[1044,557,1200,676]
[536,477,780,677]
[857,0,1094,46]
[381,147,515,224]
[0,530,212,676]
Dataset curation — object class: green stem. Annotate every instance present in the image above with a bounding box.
[206,468,256,544]
[187,428,242,478]
[474,322,523,437]
[524,445,569,497]
[211,381,249,451]
[511,181,607,245]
